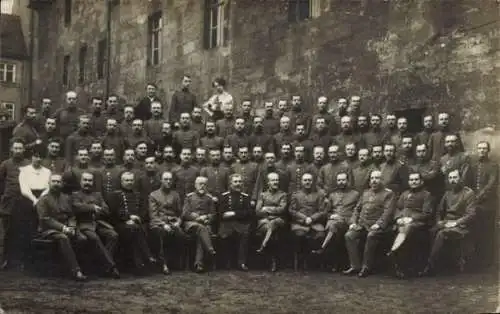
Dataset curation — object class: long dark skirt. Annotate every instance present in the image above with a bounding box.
[10,190,44,266]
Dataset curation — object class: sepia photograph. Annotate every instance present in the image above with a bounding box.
[0,0,498,313]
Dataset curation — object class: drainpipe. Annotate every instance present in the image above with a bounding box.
[105,0,112,100]
[28,5,35,106]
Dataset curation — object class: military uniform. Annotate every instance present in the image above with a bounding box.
[200,164,231,198]
[36,191,84,275]
[439,151,470,184]
[107,189,153,269]
[119,119,134,138]
[409,159,441,199]
[380,160,408,195]
[224,132,251,153]
[101,165,123,200]
[148,188,184,265]
[144,117,166,145]
[65,131,95,164]
[124,132,154,151]
[428,129,465,161]
[292,137,314,163]
[310,130,333,151]
[316,161,350,194]
[274,131,295,156]
[89,111,107,137]
[312,111,338,135]
[255,190,288,253]
[262,115,280,135]
[286,161,309,194]
[231,160,259,196]
[345,187,396,271]
[289,109,312,136]
[173,128,200,152]
[71,190,117,268]
[218,190,252,267]
[253,165,290,202]
[333,131,363,151]
[200,134,224,151]
[52,107,86,139]
[173,164,200,202]
[182,191,217,267]
[249,132,276,154]
[351,163,376,192]
[289,190,327,239]
[216,117,235,138]
[362,129,385,149]
[427,186,476,268]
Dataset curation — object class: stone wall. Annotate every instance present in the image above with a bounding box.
[33,0,499,129]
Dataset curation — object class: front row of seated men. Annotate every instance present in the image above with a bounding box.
[36,166,475,281]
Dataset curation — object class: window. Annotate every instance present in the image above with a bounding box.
[204,0,230,49]
[97,39,107,79]
[0,63,16,83]
[148,12,162,66]
[288,0,320,23]
[1,103,15,121]
[63,55,70,86]
[78,45,87,84]
[64,0,72,26]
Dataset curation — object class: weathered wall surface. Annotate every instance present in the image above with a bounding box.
[33,0,499,129]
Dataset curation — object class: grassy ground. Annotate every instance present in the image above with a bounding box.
[0,269,497,314]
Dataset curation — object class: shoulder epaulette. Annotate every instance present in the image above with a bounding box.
[241,192,249,196]
[222,191,230,195]
[384,188,393,192]
[186,192,195,197]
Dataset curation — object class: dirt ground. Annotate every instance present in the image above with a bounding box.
[0,268,497,314]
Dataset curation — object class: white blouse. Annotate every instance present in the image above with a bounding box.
[19,165,51,202]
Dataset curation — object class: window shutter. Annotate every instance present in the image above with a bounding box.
[203,0,211,49]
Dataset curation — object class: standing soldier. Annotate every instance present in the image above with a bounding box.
[190,107,206,136]
[262,101,280,135]
[12,105,40,157]
[468,141,499,268]
[200,120,224,151]
[415,115,434,146]
[274,116,294,154]
[255,172,288,272]
[65,115,94,164]
[125,119,153,151]
[71,172,120,278]
[101,148,123,200]
[312,96,337,135]
[439,134,470,183]
[313,172,360,272]
[351,148,375,192]
[249,116,276,154]
[428,112,465,161]
[310,117,333,151]
[317,145,349,194]
[409,144,440,199]
[144,101,166,146]
[101,119,126,162]
[292,124,314,162]
[289,95,311,136]
[148,171,183,275]
[231,146,259,201]
[216,103,236,138]
[173,148,200,203]
[182,177,217,273]
[89,97,106,137]
[173,113,200,153]
[224,118,251,153]
[286,145,309,194]
[170,75,197,125]
[362,114,385,149]
[344,170,396,277]
[387,172,434,278]
[52,91,85,139]
[218,174,253,271]
[238,99,254,135]
[41,138,67,174]
[334,116,363,152]
[120,105,135,137]
[135,83,161,122]
[289,173,327,270]
[380,144,408,195]
[104,95,123,123]
[200,149,231,202]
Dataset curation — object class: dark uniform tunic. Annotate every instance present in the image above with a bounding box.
[439,152,470,184]
[173,164,199,202]
[224,132,251,153]
[52,107,86,139]
[170,89,197,123]
[317,161,350,194]
[345,187,396,270]
[124,132,154,151]
[135,96,161,122]
[249,132,276,154]
[428,129,465,161]
[173,128,200,152]
[274,131,294,156]
[200,134,224,151]
[253,165,289,202]
[255,190,288,231]
[286,161,309,194]
[216,117,235,138]
[200,165,231,197]
[218,190,252,265]
[144,118,166,146]
[333,131,363,151]
[89,111,107,137]
[351,163,376,192]
[380,160,408,195]
[101,132,127,161]
[231,160,259,196]
[362,129,385,149]
[325,188,360,231]
[262,115,280,135]
[65,131,94,163]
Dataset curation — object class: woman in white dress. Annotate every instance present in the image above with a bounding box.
[15,150,51,266]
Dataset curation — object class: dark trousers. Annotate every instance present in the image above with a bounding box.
[391,223,429,271]
[345,227,386,270]
[116,223,152,268]
[218,222,250,266]
[0,214,11,262]
[150,225,185,264]
[185,222,214,266]
[80,229,115,270]
[96,226,119,257]
[428,226,468,267]
[45,232,81,273]
[474,209,497,267]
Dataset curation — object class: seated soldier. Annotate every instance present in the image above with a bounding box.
[149,171,183,275]
[344,170,396,278]
[107,172,155,274]
[420,169,476,276]
[182,176,217,273]
[71,172,120,278]
[313,172,360,273]
[387,172,434,278]
[36,173,87,281]
[289,173,327,270]
[218,174,253,271]
[255,172,288,272]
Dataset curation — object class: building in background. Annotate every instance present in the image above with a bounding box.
[0,13,29,122]
[10,0,500,129]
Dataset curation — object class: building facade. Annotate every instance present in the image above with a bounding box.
[0,14,29,122]
[29,0,499,129]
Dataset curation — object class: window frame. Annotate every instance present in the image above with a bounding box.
[62,55,70,86]
[288,0,321,23]
[1,102,15,121]
[205,0,230,49]
[0,63,16,83]
[78,44,87,84]
[148,12,162,66]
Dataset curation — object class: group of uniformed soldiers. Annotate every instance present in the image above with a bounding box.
[0,78,497,282]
